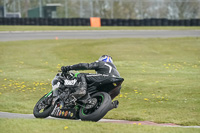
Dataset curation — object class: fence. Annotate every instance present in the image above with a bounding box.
[1,0,200,19]
[0,18,200,26]
[1,0,200,26]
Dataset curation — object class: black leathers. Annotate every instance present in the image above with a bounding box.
[68,61,120,77]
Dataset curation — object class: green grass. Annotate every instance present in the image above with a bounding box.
[0,118,200,133]
[0,37,200,126]
[0,25,200,31]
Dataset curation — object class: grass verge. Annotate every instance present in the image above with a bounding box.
[0,37,200,126]
[0,118,200,133]
[0,25,200,31]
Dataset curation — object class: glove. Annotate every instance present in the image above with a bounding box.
[61,66,70,72]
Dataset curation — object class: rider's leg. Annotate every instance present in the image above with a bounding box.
[83,74,111,109]
[71,74,87,99]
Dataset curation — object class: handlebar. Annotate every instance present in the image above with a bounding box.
[58,70,70,79]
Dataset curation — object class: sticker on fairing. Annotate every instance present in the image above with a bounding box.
[64,79,77,86]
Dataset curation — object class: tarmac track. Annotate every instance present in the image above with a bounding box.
[0,30,200,41]
[1,112,200,128]
[0,30,200,128]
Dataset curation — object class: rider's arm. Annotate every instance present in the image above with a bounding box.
[68,61,99,71]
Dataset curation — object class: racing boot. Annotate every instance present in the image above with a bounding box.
[108,100,119,111]
[112,100,119,108]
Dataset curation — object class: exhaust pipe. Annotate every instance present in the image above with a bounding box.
[109,100,119,110]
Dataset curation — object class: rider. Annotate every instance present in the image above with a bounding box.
[61,55,121,100]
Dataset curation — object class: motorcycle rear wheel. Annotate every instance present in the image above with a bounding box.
[79,92,112,122]
[33,94,55,118]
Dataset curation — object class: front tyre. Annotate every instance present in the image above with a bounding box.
[33,94,54,118]
[79,92,112,122]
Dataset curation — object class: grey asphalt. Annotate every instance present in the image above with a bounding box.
[0,30,200,41]
[1,112,200,128]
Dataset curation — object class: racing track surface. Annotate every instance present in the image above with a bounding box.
[0,30,200,41]
[1,112,200,128]
[0,30,200,128]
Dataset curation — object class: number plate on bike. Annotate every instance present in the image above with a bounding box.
[64,79,77,86]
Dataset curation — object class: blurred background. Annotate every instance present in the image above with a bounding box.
[0,0,200,26]
[1,0,200,19]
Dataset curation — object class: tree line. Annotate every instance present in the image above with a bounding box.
[1,0,200,19]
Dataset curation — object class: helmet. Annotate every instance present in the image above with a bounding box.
[98,55,113,63]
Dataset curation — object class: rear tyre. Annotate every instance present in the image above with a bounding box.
[79,92,112,122]
[33,94,55,118]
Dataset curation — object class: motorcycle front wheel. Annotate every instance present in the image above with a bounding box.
[33,94,55,118]
[79,92,112,122]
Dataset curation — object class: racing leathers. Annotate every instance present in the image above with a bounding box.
[62,60,121,97]
[66,61,120,77]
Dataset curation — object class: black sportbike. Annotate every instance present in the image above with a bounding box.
[33,71,124,122]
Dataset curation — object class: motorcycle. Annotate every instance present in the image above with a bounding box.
[33,71,124,122]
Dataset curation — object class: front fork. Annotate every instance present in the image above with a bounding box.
[45,90,53,98]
